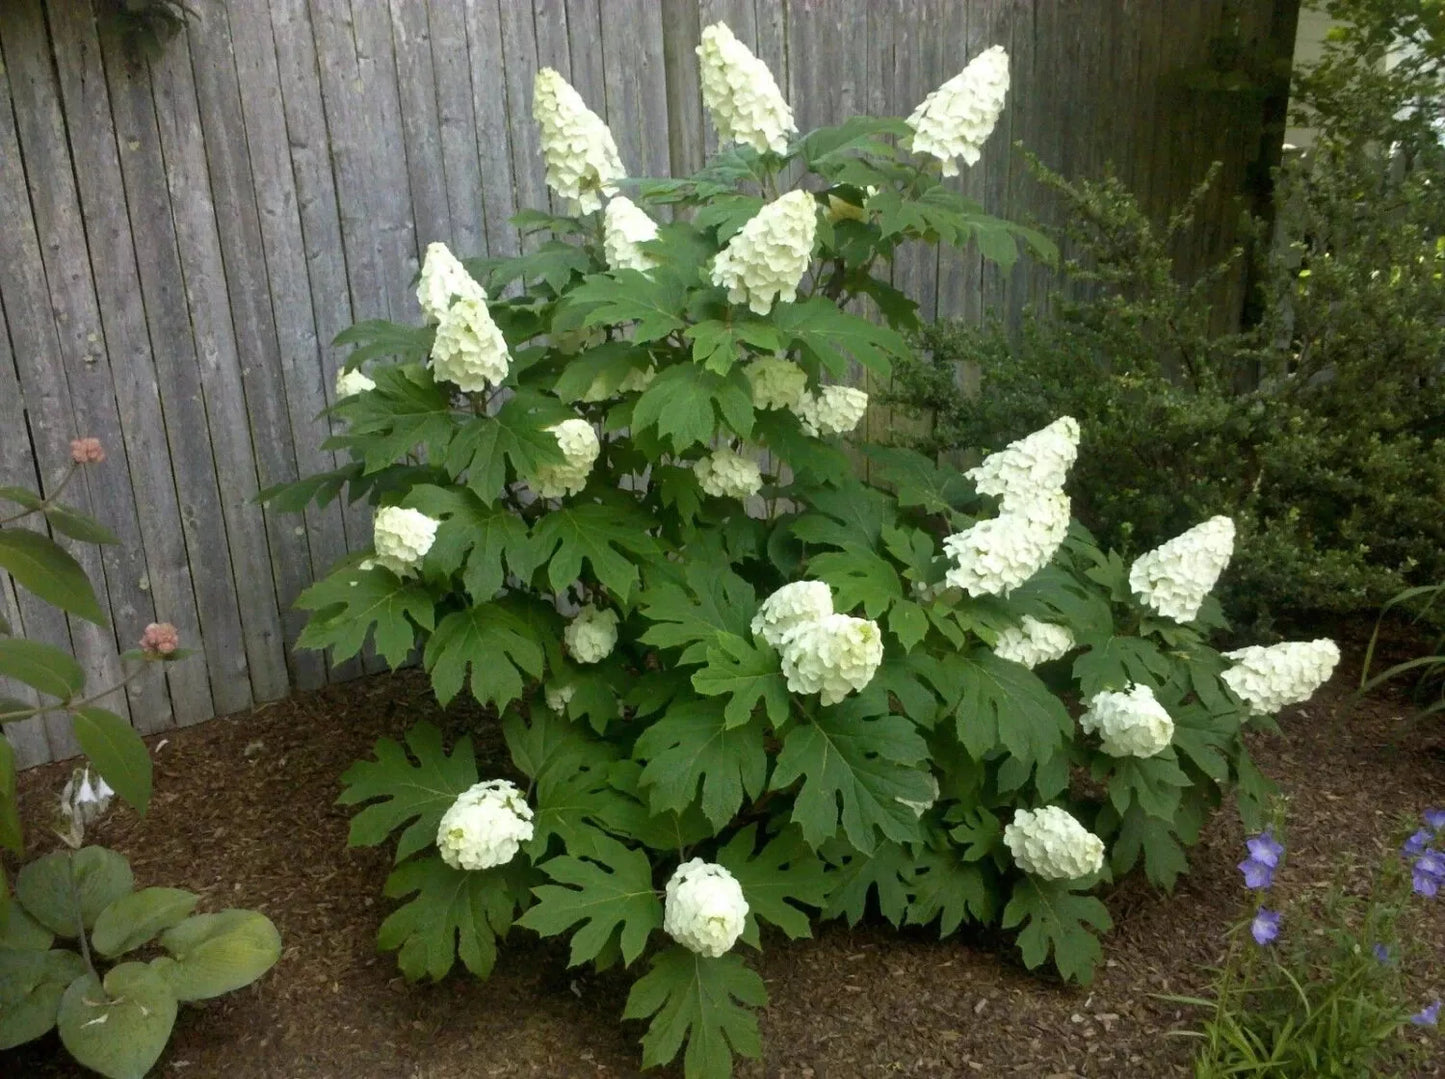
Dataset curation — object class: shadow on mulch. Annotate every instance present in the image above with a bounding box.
[6,628,1444,1078]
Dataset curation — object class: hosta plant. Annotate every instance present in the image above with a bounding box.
[268,25,1337,1078]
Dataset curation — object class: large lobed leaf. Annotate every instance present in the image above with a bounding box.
[634,699,768,829]
[377,855,527,982]
[517,836,661,967]
[423,603,544,709]
[1002,878,1112,985]
[295,565,436,668]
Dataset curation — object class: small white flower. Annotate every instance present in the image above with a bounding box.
[1003,805,1105,881]
[436,780,534,870]
[1079,683,1175,758]
[779,613,885,706]
[697,22,796,155]
[795,385,869,437]
[694,447,763,500]
[545,683,575,714]
[530,418,601,498]
[417,242,486,323]
[59,766,114,843]
[663,858,749,957]
[942,490,1070,597]
[1128,516,1235,623]
[967,416,1080,506]
[603,197,659,272]
[745,356,808,411]
[335,368,376,399]
[533,68,625,214]
[710,190,817,316]
[431,295,512,392]
[1221,639,1340,715]
[992,616,1075,669]
[372,506,440,576]
[565,604,619,664]
[906,45,1010,176]
[751,581,834,650]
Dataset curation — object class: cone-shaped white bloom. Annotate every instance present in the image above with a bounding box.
[1004,806,1105,881]
[992,616,1075,669]
[602,196,659,272]
[417,242,487,323]
[795,385,869,437]
[745,356,808,411]
[967,416,1080,506]
[1221,639,1340,715]
[431,296,512,392]
[697,22,796,154]
[779,613,885,705]
[1080,683,1175,758]
[529,418,600,498]
[372,506,440,576]
[663,859,749,957]
[1128,516,1235,623]
[906,45,1010,176]
[694,447,763,499]
[533,67,625,214]
[335,368,376,399]
[710,190,817,315]
[942,490,1070,597]
[751,580,834,649]
[436,780,534,870]
[565,604,619,664]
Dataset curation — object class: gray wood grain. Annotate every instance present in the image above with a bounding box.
[462,0,520,257]
[426,0,488,256]
[600,0,671,181]
[390,0,454,252]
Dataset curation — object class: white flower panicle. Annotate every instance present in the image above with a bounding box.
[334,367,375,399]
[602,196,659,272]
[372,506,440,575]
[750,580,834,649]
[942,490,1070,597]
[1221,638,1340,715]
[436,780,534,871]
[906,45,1010,176]
[967,416,1080,505]
[1129,516,1236,623]
[1080,683,1175,758]
[745,356,808,411]
[545,683,575,714]
[533,68,625,214]
[565,604,620,665]
[431,295,512,392]
[530,418,601,498]
[663,859,749,958]
[779,613,885,705]
[710,190,817,316]
[694,447,763,500]
[417,242,486,323]
[1003,806,1105,881]
[696,22,797,155]
[795,385,869,437]
[992,616,1075,669]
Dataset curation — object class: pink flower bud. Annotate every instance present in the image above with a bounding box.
[140,622,180,656]
[70,437,105,464]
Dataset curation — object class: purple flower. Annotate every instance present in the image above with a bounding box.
[1239,856,1276,890]
[1251,908,1282,946]
[1405,829,1433,857]
[1410,1000,1441,1027]
[1413,850,1445,897]
[1373,942,1392,964]
[1246,829,1284,868]
[1425,808,1445,832]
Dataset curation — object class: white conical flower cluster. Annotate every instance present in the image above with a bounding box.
[1221,638,1340,716]
[565,604,619,664]
[710,190,817,316]
[745,356,808,411]
[992,616,1075,669]
[795,385,869,437]
[533,68,625,214]
[545,683,575,714]
[417,242,487,323]
[663,859,749,957]
[1003,806,1105,881]
[750,580,834,650]
[778,613,885,706]
[966,417,1080,503]
[372,506,440,576]
[697,22,796,155]
[432,295,512,392]
[602,196,659,272]
[1129,516,1236,623]
[530,418,600,498]
[943,490,1071,597]
[436,780,534,871]
[1079,683,1175,758]
[334,367,375,399]
[694,447,763,499]
[906,45,1010,176]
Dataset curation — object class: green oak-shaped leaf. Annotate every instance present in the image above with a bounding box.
[634,699,768,829]
[820,839,911,926]
[1002,878,1112,986]
[423,604,544,709]
[294,565,436,668]
[623,947,768,1079]
[690,634,789,728]
[904,844,996,935]
[374,856,525,982]
[518,836,661,968]
[716,825,830,943]
[933,651,1072,768]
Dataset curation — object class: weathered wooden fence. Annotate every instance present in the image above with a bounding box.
[0,0,1298,766]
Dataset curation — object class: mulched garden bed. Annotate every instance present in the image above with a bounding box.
[7,625,1444,1077]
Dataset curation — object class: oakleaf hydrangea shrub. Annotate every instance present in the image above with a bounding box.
[268,26,1336,1079]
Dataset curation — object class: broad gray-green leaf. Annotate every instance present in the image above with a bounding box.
[57,964,177,1079]
[0,902,54,950]
[91,888,199,958]
[0,528,108,626]
[154,909,281,1001]
[16,847,134,936]
[0,947,85,1049]
[0,638,85,700]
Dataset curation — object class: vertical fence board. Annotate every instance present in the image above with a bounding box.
[389,0,454,251]
[426,0,487,256]
[463,0,520,256]
[600,1,671,179]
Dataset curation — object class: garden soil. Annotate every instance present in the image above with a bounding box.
[7,626,1443,1078]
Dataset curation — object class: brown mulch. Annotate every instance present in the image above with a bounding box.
[6,626,1444,1078]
